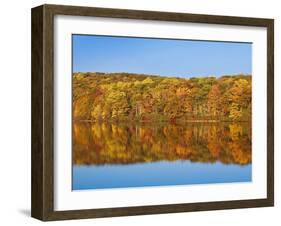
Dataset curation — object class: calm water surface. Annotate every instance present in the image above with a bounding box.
[72,122,252,190]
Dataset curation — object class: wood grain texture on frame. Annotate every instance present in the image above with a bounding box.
[31,4,274,221]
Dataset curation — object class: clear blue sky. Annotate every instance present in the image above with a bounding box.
[72,34,252,78]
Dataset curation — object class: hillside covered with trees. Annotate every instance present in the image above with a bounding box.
[73,72,252,122]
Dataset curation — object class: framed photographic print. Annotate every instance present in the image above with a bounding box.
[31,4,274,221]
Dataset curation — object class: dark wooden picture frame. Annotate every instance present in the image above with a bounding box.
[31,4,274,221]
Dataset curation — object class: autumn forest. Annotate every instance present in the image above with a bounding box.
[73,72,252,122]
[72,72,252,188]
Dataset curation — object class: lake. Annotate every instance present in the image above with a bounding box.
[72,122,252,190]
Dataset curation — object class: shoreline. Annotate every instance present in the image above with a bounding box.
[73,119,251,123]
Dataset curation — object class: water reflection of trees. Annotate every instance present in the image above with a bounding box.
[73,122,251,165]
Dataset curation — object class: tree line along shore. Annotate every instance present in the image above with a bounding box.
[73,72,252,123]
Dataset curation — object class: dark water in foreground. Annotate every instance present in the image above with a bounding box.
[72,122,252,190]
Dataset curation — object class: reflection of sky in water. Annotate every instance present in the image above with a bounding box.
[72,160,252,190]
